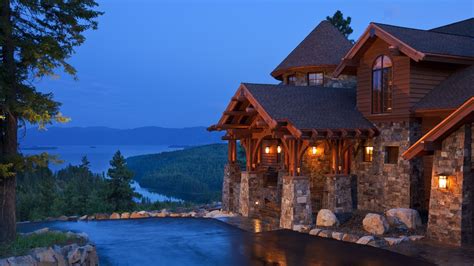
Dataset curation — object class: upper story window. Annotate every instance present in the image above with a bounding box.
[287,75,296,85]
[308,72,324,86]
[372,55,393,114]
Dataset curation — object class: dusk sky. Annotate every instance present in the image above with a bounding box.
[37,0,474,129]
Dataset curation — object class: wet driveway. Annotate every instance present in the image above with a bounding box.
[18,218,432,266]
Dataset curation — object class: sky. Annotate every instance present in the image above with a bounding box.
[36,0,474,129]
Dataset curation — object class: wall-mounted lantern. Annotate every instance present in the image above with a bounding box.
[277,145,282,154]
[265,146,270,154]
[311,146,317,155]
[438,174,448,189]
[255,200,259,205]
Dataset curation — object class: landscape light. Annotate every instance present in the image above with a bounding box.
[312,146,317,155]
[277,145,282,154]
[265,146,270,154]
[438,175,448,189]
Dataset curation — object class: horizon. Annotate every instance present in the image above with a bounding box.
[35,0,474,129]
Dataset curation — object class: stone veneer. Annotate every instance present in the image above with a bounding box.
[239,172,261,217]
[222,163,241,213]
[324,175,353,213]
[283,72,357,88]
[427,123,473,246]
[351,121,423,212]
[280,176,312,229]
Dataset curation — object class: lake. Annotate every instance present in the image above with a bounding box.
[21,145,181,202]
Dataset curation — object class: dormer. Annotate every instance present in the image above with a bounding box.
[271,20,355,87]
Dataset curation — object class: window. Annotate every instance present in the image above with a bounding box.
[287,75,296,85]
[363,146,373,162]
[372,55,393,114]
[308,72,324,86]
[384,146,399,164]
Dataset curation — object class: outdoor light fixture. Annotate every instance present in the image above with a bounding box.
[277,145,282,154]
[265,146,270,154]
[438,174,448,189]
[312,146,317,155]
[364,146,374,162]
[255,201,259,205]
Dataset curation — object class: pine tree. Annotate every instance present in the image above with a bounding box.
[0,0,102,243]
[326,10,354,40]
[107,151,136,212]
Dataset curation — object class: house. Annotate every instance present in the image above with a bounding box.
[208,18,474,246]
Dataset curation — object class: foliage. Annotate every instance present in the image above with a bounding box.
[106,151,138,212]
[326,10,354,41]
[0,232,85,258]
[127,144,245,203]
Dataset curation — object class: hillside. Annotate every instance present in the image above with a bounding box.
[21,126,223,146]
[126,144,244,203]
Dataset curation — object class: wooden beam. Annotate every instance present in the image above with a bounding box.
[224,111,249,116]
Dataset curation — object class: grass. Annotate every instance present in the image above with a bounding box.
[0,231,85,258]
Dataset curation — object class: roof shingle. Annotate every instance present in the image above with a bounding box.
[243,83,374,130]
[430,18,474,38]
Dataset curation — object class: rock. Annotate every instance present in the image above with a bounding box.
[110,213,121,219]
[187,211,197,217]
[67,216,78,221]
[204,210,235,218]
[384,236,409,246]
[76,232,89,241]
[7,255,37,266]
[342,234,359,243]
[57,215,68,221]
[95,213,109,220]
[67,247,81,264]
[292,225,310,232]
[169,213,181,217]
[362,213,389,235]
[318,230,332,238]
[367,239,387,248]
[386,208,422,230]
[78,215,88,221]
[121,212,130,219]
[33,228,49,235]
[316,209,339,227]
[309,228,322,236]
[148,211,160,217]
[356,236,374,245]
[409,235,425,241]
[332,232,344,240]
[155,211,168,218]
[87,215,95,221]
[130,211,149,219]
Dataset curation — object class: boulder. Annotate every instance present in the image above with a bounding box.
[67,247,81,264]
[78,215,88,221]
[110,213,121,219]
[292,225,310,232]
[31,247,56,264]
[318,230,332,238]
[384,236,409,246]
[87,215,95,221]
[316,209,339,227]
[356,236,374,245]
[309,228,322,236]
[6,255,37,266]
[342,233,359,243]
[169,213,181,217]
[95,213,109,220]
[130,211,149,219]
[121,212,130,219]
[367,239,387,248]
[332,232,344,240]
[362,213,389,235]
[409,235,425,241]
[385,208,422,230]
[57,215,69,221]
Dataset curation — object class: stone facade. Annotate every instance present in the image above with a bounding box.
[222,163,241,213]
[351,121,423,212]
[280,176,312,229]
[323,175,353,213]
[427,124,473,246]
[283,72,356,88]
[239,172,261,217]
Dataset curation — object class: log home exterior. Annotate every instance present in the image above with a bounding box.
[209,18,474,246]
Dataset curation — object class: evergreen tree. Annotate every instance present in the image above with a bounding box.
[0,0,102,243]
[107,151,136,212]
[326,10,354,40]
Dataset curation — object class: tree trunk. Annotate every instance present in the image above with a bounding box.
[0,0,18,244]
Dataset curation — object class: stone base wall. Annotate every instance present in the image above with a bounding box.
[280,176,312,229]
[239,172,261,217]
[427,124,473,246]
[222,163,241,213]
[352,121,423,212]
[323,175,353,213]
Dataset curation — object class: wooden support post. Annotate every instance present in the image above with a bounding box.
[228,139,237,163]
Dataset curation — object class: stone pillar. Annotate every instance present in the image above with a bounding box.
[222,163,241,212]
[239,171,260,217]
[427,124,473,246]
[323,175,353,213]
[280,175,312,229]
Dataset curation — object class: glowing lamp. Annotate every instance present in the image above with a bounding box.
[438,175,448,189]
[311,146,317,155]
[277,145,282,154]
[255,201,259,205]
[265,146,270,154]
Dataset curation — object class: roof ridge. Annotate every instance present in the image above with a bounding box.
[372,22,474,39]
[430,17,474,30]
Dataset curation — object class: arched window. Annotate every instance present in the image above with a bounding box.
[372,55,393,114]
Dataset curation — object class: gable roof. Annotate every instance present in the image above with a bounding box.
[403,97,474,160]
[415,65,474,111]
[271,20,353,79]
[334,19,474,76]
[243,83,374,130]
[430,18,474,37]
[374,23,474,58]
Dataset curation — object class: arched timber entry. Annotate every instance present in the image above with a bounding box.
[209,83,377,229]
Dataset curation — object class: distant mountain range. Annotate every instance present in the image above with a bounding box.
[20,126,223,146]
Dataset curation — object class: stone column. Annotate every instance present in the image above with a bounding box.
[323,175,353,214]
[239,171,260,217]
[280,175,312,229]
[222,163,241,212]
[427,124,473,246]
